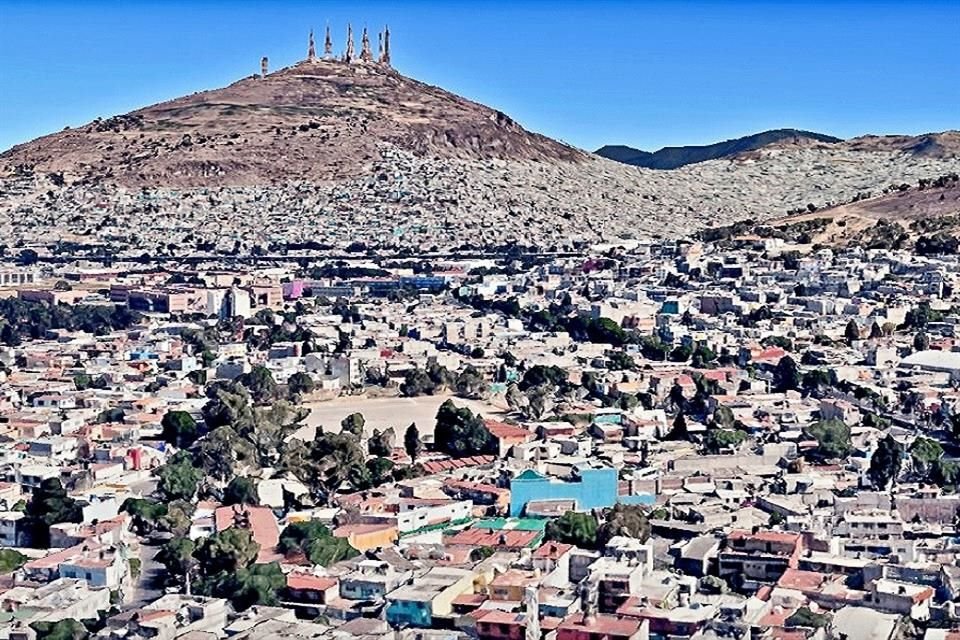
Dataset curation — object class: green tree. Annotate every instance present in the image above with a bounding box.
[194,527,260,575]
[30,619,89,640]
[368,428,395,457]
[914,331,930,352]
[585,317,627,346]
[773,355,802,392]
[156,452,202,501]
[544,511,599,549]
[666,412,689,441]
[844,319,861,344]
[608,351,636,371]
[223,476,260,506]
[801,369,833,398]
[161,410,200,449]
[933,459,960,487]
[909,437,944,479]
[120,497,168,535]
[434,400,495,457]
[215,562,286,611]
[669,344,693,362]
[361,457,396,489]
[202,381,255,431]
[691,344,716,369]
[712,406,735,429]
[0,548,28,573]
[762,335,794,351]
[287,372,315,397]
[598,504,651,546]
[278,520,359,566]
[868,434,903,489]
[239,366,280,404]
[518,365,569,392]
[703,428,746,454]
[73,373,92,391]
[400,368,437,397]
[24,478,83,548]
[404,423,422,462]
[785,607,830,629]
[455,365,487,399]
[340,412,365,437]
[805,419,852,461]
[157,537,196,580]
[307,432,367,499]
[160,500,195,537]
[638,335,670,361]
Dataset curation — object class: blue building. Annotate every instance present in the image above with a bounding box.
[385,566,474,627]
[509,466,618,517]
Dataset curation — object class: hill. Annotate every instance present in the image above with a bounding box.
[0,58,581,188]
[751,172,960,250]
[2,48,960,255]
[595,129,842,169]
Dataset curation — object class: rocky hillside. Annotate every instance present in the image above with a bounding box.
[2,57,960,254]
[0,59,581,188]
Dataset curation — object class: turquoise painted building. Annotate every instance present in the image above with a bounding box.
[509,466,619,517]
[386,598,432,627]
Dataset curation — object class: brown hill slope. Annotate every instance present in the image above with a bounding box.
[1,59,581,188]
[760,173,960,248]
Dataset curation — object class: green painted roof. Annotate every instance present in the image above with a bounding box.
[514,469,546,481]
[475,518,547,531]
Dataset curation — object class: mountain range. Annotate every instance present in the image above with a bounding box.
[595,129,843,169]
[2,54,960,255]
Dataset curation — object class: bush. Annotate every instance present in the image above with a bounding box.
[0,548,28,573]
[804,419,852,461]
[544,511,599,549]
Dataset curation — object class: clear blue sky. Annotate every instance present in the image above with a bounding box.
[1,0,958,153]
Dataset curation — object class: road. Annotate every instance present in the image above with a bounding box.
[126,541,165,609]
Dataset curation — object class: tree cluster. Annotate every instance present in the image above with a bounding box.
[0,299,140,346]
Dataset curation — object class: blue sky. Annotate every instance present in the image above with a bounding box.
[1,0,957,153]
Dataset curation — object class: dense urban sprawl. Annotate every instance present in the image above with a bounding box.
[2,235,960,640]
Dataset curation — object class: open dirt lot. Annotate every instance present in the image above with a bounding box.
[291,393,506,441]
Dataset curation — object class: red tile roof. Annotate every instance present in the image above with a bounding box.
[421,455,496,474]
[476,610,525,625]
[558,613,642,638]
[728,529,801,545]
[286,572,338,591]
[777,568,827,592]
[453,593,488,606]
[214,505,280,563]
[444,528,539,549]
[484,420,533,441]
[754,347,786,363]
[533,541,574,559]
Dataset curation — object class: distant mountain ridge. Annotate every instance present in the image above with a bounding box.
[596,128,843,169]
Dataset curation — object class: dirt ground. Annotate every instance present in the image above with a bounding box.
[290,393,507,441]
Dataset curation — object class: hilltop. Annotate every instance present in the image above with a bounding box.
[0,59,581,188]
[2,52,960,254]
